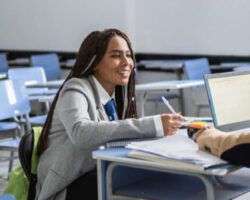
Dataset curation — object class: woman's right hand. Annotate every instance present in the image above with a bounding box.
[161,113,184,136]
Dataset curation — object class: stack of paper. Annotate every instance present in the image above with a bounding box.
[126,134,236,174]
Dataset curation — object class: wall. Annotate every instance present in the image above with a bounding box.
[1,0,250,55]
[0,0,132,52]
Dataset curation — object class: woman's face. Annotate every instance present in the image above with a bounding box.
[94,35,134,95]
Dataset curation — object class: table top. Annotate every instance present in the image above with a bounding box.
[135,80,204,92]
[0,73,7,79]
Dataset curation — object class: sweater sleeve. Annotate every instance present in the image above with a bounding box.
[197,128,250,156]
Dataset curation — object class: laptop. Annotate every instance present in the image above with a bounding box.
[204,70,250,132]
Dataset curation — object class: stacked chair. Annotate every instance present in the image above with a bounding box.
[0,79,46,175]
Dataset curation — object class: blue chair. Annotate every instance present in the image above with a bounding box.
[183,58,211,116]
[0,194,16,200]
[0,53,8,73]
[0,80,21,173]
[11,80,46,131]
[8,67,57,101]
[30,53,61,80]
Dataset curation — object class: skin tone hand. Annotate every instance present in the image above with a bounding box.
[193,126,226,156]
[161,113,184,136]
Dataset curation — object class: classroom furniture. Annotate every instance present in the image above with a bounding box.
[93,147,250,200]
[136,79,204,116]
[137,60,185,113]
[10,80,46,131]
[8,67,58,101]
[25,79,64,89]
[0,73,7,79]
[0,194,16,200]
[183,58,211,116]
[234,66,250,71]
[8,58,30,66]
[0,53,8,73]
[0,80,21,173]
[30,53,61,81]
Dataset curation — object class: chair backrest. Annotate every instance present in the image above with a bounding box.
[0,53,8,73]
[0,194,16,200]
[8,67,48,96]
[184,58,211,80]
[0,80,17,120]
[30,53,61,80]
[19,127,42,200]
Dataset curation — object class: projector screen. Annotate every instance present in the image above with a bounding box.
[1,0,250,55]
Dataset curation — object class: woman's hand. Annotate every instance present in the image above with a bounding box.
[161,113,184,136]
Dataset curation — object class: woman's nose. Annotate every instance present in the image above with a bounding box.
[121,56,129,65]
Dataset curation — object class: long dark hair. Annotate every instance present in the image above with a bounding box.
[37,28,137,156]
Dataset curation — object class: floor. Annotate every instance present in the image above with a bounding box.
[0,151,19,194]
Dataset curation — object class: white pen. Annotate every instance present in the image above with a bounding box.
[161,96,176,114]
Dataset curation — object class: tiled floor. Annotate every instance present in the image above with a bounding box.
[0,151,19,194]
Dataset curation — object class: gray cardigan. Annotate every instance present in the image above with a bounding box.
[36,76,158,200]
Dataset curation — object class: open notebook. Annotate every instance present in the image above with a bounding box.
[204,70,250,132]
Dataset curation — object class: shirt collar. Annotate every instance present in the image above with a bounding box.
[92,75,115,105]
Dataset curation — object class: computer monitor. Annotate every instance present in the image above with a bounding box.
[204,71,250,132]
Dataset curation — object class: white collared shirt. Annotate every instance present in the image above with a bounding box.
[92,76,118,120]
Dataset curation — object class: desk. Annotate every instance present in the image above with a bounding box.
[93,148,250,200]
[25,79,64,89]
[8,58,30,66]
[0,73,7,79]
[136,80,204,116]
[138,60,185,80]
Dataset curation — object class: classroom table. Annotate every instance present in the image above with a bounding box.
[93,145,250,200]
[25,79,64,89]
[136,79,204,116]
[0,73,7,79]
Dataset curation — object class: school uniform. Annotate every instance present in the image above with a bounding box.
[36,75,164,200]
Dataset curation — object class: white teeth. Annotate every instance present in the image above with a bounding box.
[118,70,130,76]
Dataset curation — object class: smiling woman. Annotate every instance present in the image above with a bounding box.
[35,28,184,200]
[94,35,134,95]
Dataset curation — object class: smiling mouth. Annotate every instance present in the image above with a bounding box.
[118,70,130,77]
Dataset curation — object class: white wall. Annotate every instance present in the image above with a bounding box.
[1,0,250,55]
[133,0,250,55]
[0,0,131,52]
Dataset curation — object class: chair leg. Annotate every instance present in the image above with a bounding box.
[8,150,14,173]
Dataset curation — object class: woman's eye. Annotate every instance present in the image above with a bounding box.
[111,54,120,58]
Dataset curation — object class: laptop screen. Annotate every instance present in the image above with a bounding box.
[204,71,250,132]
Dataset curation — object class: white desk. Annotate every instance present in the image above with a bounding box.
[0,73,7,79]
[136,80,204,116]
[93,148,250,200]
[25,79,64,89]
[138,60,185,80]
[38,95,55,103]
[30,80,204,115]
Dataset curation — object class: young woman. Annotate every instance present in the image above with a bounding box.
[36,28,184,200]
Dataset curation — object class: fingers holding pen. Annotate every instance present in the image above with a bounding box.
[161,113,184,136]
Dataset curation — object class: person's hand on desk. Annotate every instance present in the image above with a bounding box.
[161,113,184,135]
[193,127,225,156]
[193,127,250,167]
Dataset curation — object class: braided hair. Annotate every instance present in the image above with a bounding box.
[37,28,137,156]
